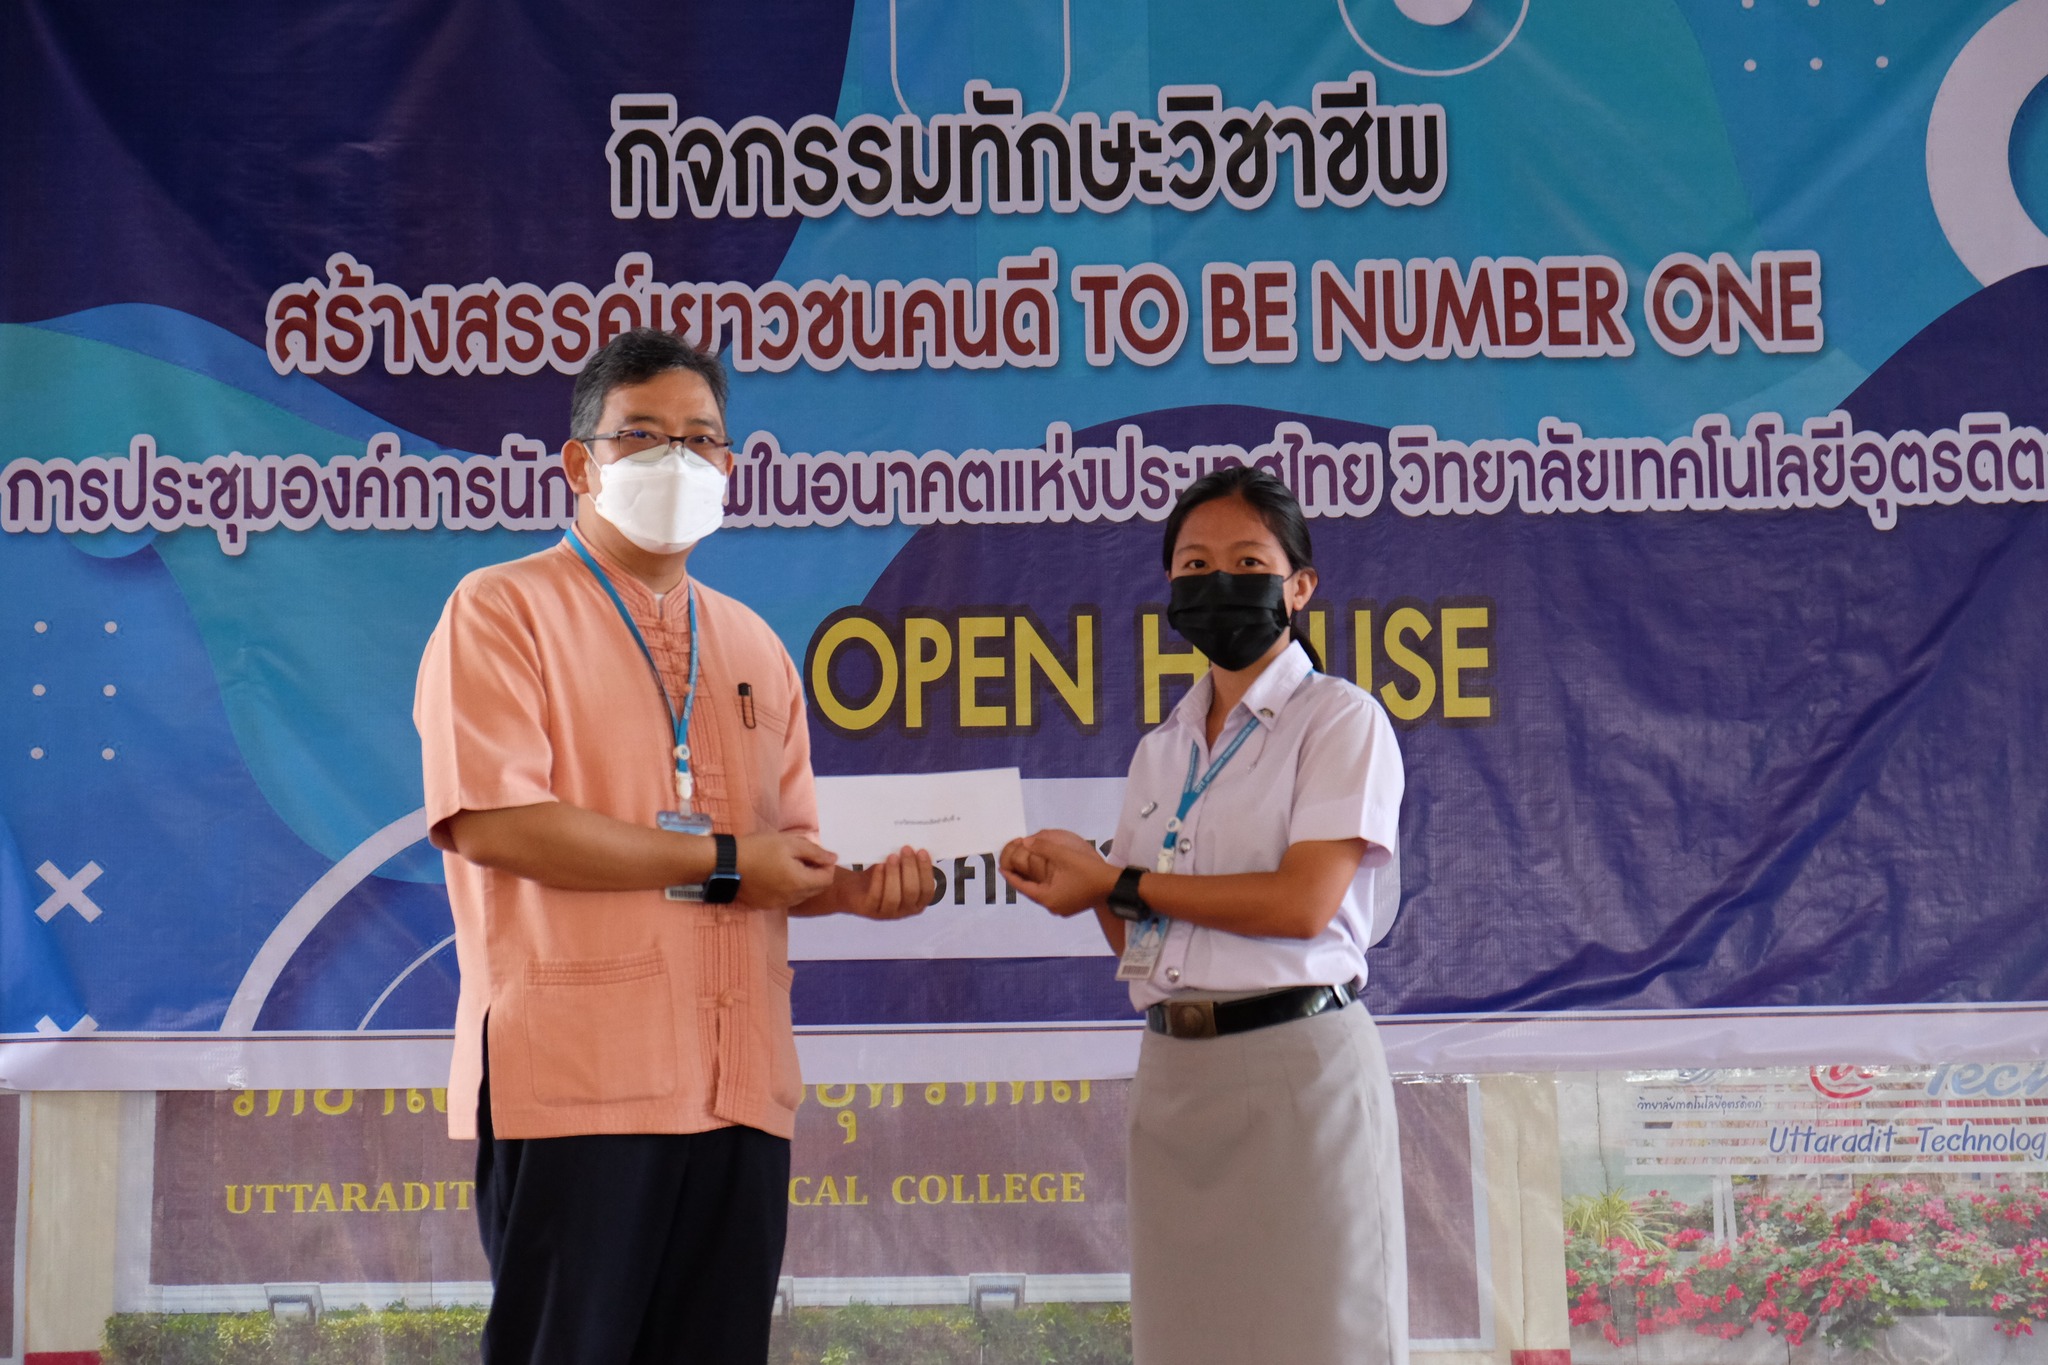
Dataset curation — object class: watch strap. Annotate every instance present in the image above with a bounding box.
[1107,865,1150,922]
[704,832,741,904]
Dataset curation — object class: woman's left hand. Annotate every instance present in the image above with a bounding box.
[839,845,935,920]
[1000,830,1116,916]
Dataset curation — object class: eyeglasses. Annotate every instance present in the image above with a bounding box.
[589,429,735,469]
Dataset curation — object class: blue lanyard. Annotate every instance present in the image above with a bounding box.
[1157,717,1260,873]
[565,529,701,810]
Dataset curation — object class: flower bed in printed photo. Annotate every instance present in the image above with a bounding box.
[1565,1177,2048,1362]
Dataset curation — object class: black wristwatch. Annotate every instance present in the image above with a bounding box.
[1107,866,1151,922]
[703,832,741,904]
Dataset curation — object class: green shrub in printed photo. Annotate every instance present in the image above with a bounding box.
[777,1302,1131,1365]
[104,1303,1133,1365]
[103,1308,488,1365]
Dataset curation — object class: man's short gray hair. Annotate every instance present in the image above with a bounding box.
[569,329,729,440]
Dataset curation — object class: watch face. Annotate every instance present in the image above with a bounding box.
[704,873,741,905]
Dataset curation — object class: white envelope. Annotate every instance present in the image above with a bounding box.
[793,775,1122,961]
[813,767,1028,868]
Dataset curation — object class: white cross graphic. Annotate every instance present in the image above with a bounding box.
[34,860,106,922]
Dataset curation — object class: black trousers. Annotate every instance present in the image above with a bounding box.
[474,1063,791,1365]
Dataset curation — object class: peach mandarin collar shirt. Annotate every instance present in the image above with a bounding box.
[415,536,817,1141]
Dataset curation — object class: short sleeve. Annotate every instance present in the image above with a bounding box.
[413,578,557,850]
[1287,686,1404,867]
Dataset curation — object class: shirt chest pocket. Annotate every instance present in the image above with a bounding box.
[1184,751,1299,874]
[709,681,793,835]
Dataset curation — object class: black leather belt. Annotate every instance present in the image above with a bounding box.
[1146,978,1363,1040]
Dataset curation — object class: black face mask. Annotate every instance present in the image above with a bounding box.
[1167,571,1292,671]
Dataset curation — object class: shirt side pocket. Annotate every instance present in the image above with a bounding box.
[521,949,678,1106]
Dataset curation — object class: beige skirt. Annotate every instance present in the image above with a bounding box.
[1128,1000,1408,1365]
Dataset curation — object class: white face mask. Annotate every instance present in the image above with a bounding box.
[589,450,729,554]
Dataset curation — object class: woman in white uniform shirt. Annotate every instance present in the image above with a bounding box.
[1001,466,1407,1365]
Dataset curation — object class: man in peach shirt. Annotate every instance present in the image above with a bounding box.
[415,328,932,1365]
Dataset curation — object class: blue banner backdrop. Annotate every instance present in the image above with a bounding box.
[3,0,2046,1085]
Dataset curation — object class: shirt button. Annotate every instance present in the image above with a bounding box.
[1166,967,1181,983]
[718,990,738,1007]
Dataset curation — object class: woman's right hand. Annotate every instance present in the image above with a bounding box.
[1000,830,1116,916]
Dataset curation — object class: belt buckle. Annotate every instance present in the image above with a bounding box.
[1165,1000,1217,1039]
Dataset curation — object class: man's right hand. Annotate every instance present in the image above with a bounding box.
[734,832,838,909]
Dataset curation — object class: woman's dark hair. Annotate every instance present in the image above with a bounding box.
[1161,464,1322,671]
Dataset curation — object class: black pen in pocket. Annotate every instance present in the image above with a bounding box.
[738,682,757,728]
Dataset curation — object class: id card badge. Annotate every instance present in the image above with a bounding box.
[657,810,713,835]
[657,810,714,901]
[1116,916,1169,982]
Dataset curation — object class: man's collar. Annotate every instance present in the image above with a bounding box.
[562,533,690,617]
